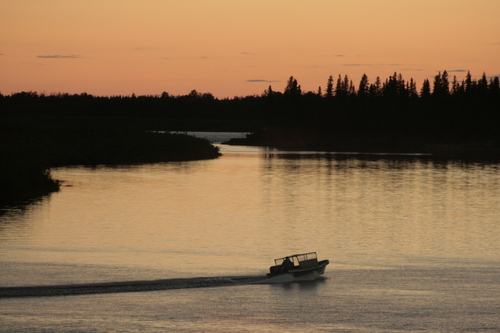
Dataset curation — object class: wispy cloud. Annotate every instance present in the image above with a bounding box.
[0,53,4,56]
[246,79,280,83]
[36,55,80,59]
[448,69,468,73]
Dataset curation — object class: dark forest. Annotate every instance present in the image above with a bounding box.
[3,70,498,146]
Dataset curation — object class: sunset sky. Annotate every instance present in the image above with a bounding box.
[1,0,499,98]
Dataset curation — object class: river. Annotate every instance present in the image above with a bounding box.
[0,132,499,332]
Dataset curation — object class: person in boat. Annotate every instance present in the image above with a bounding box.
[282,257,293,272]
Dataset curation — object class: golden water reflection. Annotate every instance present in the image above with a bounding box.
[1,152,499,283]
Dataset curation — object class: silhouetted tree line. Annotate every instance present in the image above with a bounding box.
[261,71,499,136]
[254,71,499,152]
[1,70,499,148]
[0,90,261,131]
[2,70,498,131]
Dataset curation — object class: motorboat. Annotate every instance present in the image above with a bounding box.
[267,252,329,278]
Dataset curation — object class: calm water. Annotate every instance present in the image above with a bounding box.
[1,133,499,332]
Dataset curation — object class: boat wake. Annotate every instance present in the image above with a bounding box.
[0,275,271,298]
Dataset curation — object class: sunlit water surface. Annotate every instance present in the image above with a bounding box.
[1,133,499,332]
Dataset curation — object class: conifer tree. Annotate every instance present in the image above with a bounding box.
[420,79,431,98]
[465,71,473,94]
[383,72,402,97]
[441,70,450,95]
[343,75,353,96]
[348,78,356,96]
[358,74,369,97]
[375,76,382,97]
[408,78,418,98]
[335,75,344,97]
[478,72,488,95]
[432,72,442,96]
[325,75,334,98]
[263,85,274,97]
[284,76,301,96]
[432,71,449,97]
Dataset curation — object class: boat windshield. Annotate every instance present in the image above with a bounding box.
[274,252,318,267]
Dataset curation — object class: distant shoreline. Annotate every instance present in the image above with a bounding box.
[225,133,499,162]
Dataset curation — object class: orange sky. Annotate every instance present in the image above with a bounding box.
[1,0,499,98]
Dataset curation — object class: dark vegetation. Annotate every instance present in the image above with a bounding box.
[1,70,499,206]
[0,145,60,207]
[245,71,499,156]
[0,101,221,207]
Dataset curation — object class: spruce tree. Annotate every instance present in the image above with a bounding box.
[358,74,369,97]
[284,76,301,96]
[420,79,431,98]
[325,75,334,98]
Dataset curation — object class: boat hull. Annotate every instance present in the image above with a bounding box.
[267,260,329,278]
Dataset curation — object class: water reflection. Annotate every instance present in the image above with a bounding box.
[0,147,499,288]
[260,151,500,168]
[0,197,52,238]
[257,151,500,261]
[1,144,499,333]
